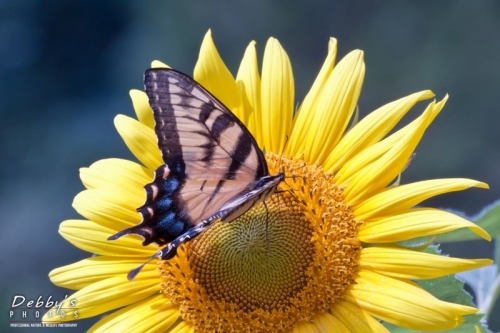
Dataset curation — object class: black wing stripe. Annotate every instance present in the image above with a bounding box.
[227,131,254,180]
[199,102,215,123]
[207,131,255,206]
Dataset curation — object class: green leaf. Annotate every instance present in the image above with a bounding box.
[457,265,499,322]
[383,315,490,333]
[436,200,500,243]
[417,247,472,305]
[476,325,494,333]
[397,235,435,251]
[382,246,491,332]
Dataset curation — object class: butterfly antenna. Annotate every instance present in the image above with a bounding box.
[281,167,311,206]
[127,249,162,280]
[263,200,269,246]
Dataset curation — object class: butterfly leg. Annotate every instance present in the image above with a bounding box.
[263,200,269,246]
[275,187,302,206]
[285,174,310,189]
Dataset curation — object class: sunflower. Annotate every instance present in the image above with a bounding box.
[44,30,492,332]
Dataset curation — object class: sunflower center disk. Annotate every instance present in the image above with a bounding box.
[191,201,315,312]
[160,154,362,332]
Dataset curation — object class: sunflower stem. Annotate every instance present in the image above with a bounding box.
[483,271,500,321]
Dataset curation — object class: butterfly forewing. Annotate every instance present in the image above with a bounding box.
[109,69,273,249]
[147,69,267,180]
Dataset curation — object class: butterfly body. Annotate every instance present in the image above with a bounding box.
[109,69,284,275]
[216,173,284,223]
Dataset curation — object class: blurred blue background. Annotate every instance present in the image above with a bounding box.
[1,1,499,331]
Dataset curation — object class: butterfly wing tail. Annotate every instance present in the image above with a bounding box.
[125,217,217,280]
[108,227,134,241]
[126,249,162,280]
[125,243,180,280]
[107,225,155,245]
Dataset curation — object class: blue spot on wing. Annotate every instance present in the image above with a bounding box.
[159,212,175,228]
[157,197,172,210]
[157,212,184,237]
[163,178,179,193]
[170,221,184,235]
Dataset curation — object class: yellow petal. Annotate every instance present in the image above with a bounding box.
[288,38,337,158]
[311,311,351,333]
[342,97,447,205]
[72,189,142,229]
[359,247,493,279]
[130,89,154,129]
[358,208,491,242]
[354,178,489,221]
[169,321,195,333]
[88,294,179,333]
[114,114,163,170]
[334,96,443,188]
[59,219,158,257]
[324,90,435,172]
[193,30,243,121]
[151,60,170,68]
[292,320,320,333]
[79,158,151,197]
[346,270,477,331]
[261,37,294,153]
[236,40,262,146]
[334,122,408,187]
[49,256,157,290]
[42,275,159,322]
[302,50,365,165]
[332,300,390,333]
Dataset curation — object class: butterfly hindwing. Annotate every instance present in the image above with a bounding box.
[109,69,272,248]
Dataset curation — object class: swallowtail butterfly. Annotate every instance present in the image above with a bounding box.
[109,68,284,279]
